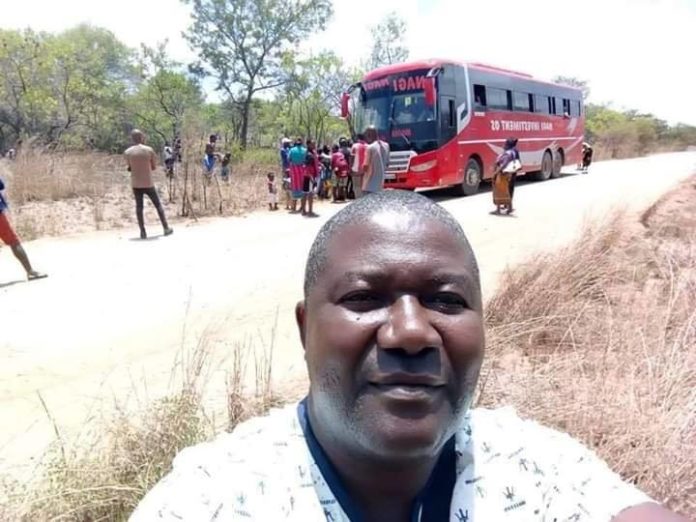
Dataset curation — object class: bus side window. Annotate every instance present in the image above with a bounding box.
[473,84,487,110]
[449,99,456,128]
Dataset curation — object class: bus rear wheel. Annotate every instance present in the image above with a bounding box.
[458,157,482,196]
[535,150,553,181]
[551,149,564,178]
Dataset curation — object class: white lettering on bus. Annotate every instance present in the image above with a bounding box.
[490,120,554,132]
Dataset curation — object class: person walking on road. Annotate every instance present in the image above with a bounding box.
[0,176,47,281]
[492,137,522,215]
[361,127,389,197]
[580,142,594,174]
[125,130,173,240]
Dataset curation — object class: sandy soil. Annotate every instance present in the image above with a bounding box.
[1,152,694,472]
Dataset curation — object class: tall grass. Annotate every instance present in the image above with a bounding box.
[0,144,278,241]
[479,196,696,515]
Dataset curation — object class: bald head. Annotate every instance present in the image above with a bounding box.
[303,190,480,298]
[365,126,378,143]
[131,129,145,144]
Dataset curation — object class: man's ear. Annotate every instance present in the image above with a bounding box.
[295,300,307,351]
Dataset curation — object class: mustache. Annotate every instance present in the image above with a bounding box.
[375,347,442,376]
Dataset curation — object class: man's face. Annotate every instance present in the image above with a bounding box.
[297,212,484,460]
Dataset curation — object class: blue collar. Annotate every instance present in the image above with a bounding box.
[297,399,456,522]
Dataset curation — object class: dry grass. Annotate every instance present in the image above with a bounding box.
[0,331,280,521]
[478,178,696,516]
[0,145,277,241]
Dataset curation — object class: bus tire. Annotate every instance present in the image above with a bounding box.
[535,150,553,181]
[551,149,564,178]
[458,157,482,196]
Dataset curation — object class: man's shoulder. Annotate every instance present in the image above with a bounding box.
[131,404,306,520]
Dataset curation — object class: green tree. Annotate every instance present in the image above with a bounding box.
[48,25,134,149]
[0,29,51,148]
[130,42,203,148]
[367,12,409,70]
[182,0,333,149]
[282,51,351,143]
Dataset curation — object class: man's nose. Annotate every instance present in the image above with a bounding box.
[377,295,442,354]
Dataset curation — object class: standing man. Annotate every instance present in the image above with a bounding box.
[350,134,367,199]
[0,176,46,281]
[125,130,173,240]
[361,126,390,196]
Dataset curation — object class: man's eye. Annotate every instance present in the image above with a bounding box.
[339,291,384,310]
[425,292,468,312]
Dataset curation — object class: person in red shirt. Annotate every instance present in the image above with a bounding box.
[302,140,320,217]
[350,134,367,199]
[0,176,47,281]
[331,144,350,202]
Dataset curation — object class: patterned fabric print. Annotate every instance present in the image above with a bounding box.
[130,405,651,521]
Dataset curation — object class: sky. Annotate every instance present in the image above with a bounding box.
[2,0,696,125]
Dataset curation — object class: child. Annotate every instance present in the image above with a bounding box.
[267,172,278,211]
[221,153,232,182]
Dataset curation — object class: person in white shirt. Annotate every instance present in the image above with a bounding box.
[131,190,688,522]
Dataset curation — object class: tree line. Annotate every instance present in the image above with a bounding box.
[1,1,693,158]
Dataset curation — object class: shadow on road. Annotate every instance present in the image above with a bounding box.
[0,279,25,289]
[422,169,582,204]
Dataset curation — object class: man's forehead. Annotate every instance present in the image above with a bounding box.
[324,211,471,265]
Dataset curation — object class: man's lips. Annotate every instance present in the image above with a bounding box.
[368,372,446,389]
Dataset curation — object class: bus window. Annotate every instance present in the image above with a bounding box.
[534,94,550,114]
[449,99,456,127]
[487,87,510,110]
[528,94,535,112]
[513,92,531,112]
[572,100,582,117]
[555,97,564,115]
[473,84,486,109]
[563,99,571,116]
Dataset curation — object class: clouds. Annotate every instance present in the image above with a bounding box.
[2,0,694,124]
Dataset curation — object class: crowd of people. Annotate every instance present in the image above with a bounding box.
[277,127,390,217]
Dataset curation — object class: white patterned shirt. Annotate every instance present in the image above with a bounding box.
[130,403,651,521]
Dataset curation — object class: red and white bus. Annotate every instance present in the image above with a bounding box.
[341,60,585,195]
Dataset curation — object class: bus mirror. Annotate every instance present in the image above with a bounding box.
[424,78,436,107]
[341,92,350,118]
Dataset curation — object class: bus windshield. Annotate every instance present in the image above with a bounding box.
[349,74,439,154]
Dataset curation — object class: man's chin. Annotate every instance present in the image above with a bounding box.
[359,411,452,460]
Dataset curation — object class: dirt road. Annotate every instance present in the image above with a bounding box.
[1,152,694,471]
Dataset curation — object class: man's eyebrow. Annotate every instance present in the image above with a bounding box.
[340,270,383,283]
[427,273,476,287]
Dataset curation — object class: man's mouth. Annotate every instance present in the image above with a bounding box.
[368,373,446,400]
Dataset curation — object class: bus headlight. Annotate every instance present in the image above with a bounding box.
[410,160,437,173]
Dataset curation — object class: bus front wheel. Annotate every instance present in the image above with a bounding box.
[458,158,482,196]
[535,150,553,181]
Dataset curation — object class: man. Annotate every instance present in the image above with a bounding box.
[163,141,175,179]
[280,137,292,174]
[204,134,218,177]
[124,130,173,240]
[0,176,46,281]
[361,126,390,196]
[350,134,367,199]
[131,191,688,522]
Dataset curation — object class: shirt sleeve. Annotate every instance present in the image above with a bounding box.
[526,420,653,520]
